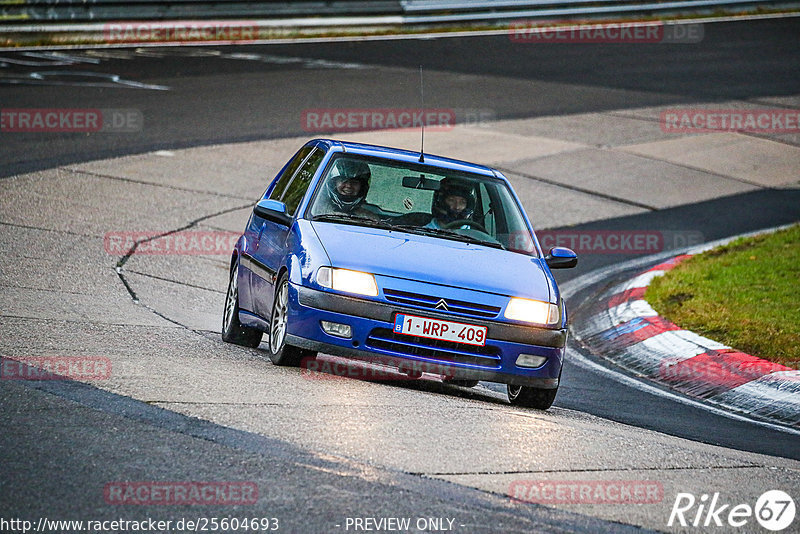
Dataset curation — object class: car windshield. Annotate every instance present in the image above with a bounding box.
[307,154,538,255]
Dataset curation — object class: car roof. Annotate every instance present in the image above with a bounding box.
[310,138,500,179]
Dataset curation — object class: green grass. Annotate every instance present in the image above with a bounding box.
[645,224,800,367]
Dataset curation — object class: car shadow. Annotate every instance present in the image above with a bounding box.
[272,351,514,406]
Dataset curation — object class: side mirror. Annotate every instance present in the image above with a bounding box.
[253,199,291,226]
[545,247,577,269]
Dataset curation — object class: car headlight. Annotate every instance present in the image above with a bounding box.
[505,298,560,325]
[317,267,378,297]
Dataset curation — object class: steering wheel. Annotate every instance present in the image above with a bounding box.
[442,219,488,234]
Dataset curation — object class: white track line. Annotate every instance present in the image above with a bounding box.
[567,347,800,436]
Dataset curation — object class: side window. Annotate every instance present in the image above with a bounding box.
[282,148,325,216]
[268,146,313,201]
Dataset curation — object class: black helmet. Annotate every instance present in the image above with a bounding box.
[432,178,475,224]
[325,159,371,211]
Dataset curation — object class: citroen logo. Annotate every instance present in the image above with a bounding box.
[434,299,449,311]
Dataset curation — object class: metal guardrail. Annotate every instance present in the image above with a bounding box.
[0,2,403,23]
[1,0,795,24]
[402,0,796,23]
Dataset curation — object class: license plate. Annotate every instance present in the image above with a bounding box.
[393,314,487,346]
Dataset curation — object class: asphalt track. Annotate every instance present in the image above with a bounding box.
[1,16,799,533]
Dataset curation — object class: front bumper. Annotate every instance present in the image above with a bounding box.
[286,284,566,388]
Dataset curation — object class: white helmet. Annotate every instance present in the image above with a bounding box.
[326,159,371,211]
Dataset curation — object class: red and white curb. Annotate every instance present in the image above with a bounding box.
[572,251,800,429]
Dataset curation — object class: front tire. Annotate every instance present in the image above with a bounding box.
[222,259,263,348]
[507,384,558,409]
[268,274,315,366]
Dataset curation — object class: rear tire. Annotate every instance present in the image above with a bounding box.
[222,259,263,348]
[268,273,315,366]
[507,384,558,409]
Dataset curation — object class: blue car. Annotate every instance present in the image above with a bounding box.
[222,139,577,409]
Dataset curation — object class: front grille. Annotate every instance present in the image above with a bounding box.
[366,328,501,368]
[383,288,501,319]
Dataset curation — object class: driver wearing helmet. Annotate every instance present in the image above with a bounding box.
[318,159,378,219]
[426,178,476,229]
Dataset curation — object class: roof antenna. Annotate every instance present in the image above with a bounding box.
[418,65,425,163]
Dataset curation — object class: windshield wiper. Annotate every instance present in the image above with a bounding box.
[392,225,506,250]
[311,213,394,230]
[312,216,505,249]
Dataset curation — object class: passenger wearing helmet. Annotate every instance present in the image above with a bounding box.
[426,178,476,229]
[316,159,378,219]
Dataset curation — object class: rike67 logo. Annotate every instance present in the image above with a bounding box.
[668,490,795,531]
